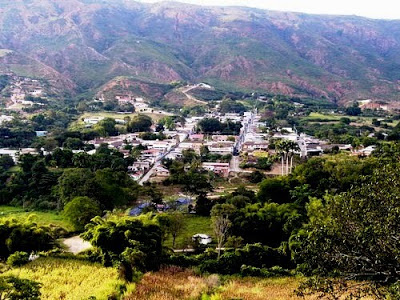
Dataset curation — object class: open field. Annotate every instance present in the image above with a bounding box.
[165,215,213,249]
[127,267,318,300]
[304,112,355,121]
[0,205,73,231]
[2,257,134,300]
[69,111,169,130]
[304,112,399,127]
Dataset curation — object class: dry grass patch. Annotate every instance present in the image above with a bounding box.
[126,267,376,300]
[126,267,316,300]
[218,277,316,300]
[126,266,207,300]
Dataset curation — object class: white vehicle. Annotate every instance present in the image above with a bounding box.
[192,234,212,245]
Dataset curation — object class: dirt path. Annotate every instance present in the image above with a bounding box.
[62,236,92,254]
[181,86,208,105]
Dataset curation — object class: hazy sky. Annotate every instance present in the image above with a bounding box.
[138,0,400,20]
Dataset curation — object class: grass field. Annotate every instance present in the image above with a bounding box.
[70,111,169,130]
[127,267,317,300]
[2,257,134,300]
[303,112,400,128]
[165,215,213,249]
[304,112,355,122]
[0,206,73,231]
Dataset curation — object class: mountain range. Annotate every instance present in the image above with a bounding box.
[2,0,400,104]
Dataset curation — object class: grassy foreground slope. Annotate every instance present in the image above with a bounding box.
[2,257,134,300]
[127,267,317,300]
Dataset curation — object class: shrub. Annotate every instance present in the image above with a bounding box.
[240,265,290,277]
[7,251,29,267]
[166,254,199,268]
[0,276,41,299]
[0,218,55,260]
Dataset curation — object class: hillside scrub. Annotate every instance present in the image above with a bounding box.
[0,217,55,260]
[2,257,135,300]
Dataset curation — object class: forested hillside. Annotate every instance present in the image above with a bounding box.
[2,0,400,102]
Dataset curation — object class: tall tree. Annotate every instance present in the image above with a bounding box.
[211,204,235,259]
[276,139,299,175]
[292,164,400,299]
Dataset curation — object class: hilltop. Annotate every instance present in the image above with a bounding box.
[1,0,400,103]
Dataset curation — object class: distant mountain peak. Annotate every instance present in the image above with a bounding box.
[1,0,400,103]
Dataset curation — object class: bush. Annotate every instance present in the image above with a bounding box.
[0,218,55,260]
[166,254,199,268]
[240,265,290,277]
[7,251,29,267]
[195,243,290,275]
[0,276,41,299]
[248,170,265,183]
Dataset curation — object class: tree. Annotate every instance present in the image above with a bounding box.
[231,202,300,247]
[258,177,291,204]
[51,148,74,168]
[195,194,213,216]
[182,170,213,198]
[94,168,139,208]
[0,276,41,300]
[0,218,55,260]
[127,115,152,133]
[228,195,251,209]
[82,217,163,271]
[63,196,102,231]
[62,137,84,150]
[211,204,235,259]
[291,164,400,299]
[248,170,265,183]
[94,118,118,137]
[72,152,92,168]
[219,98,246,113]
[0,155,14,170]
[142,183,163,204]
[197,118,222,133]
[56,168,98,208]
[182,149,199,164]
[276,139,300,175]
[159,116,176,130]
[160,212,185,249]
[200,145,210,158]
[345,104,361,116]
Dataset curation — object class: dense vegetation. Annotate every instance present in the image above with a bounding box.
[2,257,135,300]
[2,135,400,299]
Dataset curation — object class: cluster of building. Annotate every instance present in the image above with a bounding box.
[0,114,13,125]
[8,77,45,107]
[0,100,379,182]
[0,148,39,163]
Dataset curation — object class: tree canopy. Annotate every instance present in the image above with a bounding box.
[291,164,400,298]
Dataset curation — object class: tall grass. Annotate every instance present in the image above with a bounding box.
[2,257,134,300]
[126,266,207,300]
[127,267,318,300]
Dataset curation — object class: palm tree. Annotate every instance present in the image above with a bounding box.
[276,140,300,175]
[288,141,300,173]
